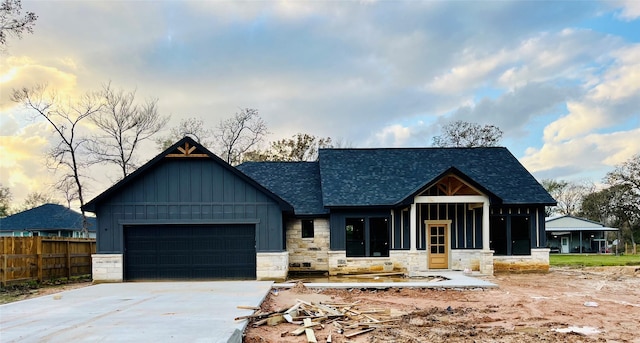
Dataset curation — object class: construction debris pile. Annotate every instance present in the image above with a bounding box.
[237,287,402,342]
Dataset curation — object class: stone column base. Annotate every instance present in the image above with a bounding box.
[256,252,289,281]
[480,250,495,275]
[92,254,123,283]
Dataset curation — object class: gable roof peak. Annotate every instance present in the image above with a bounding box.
[83,136,293,213]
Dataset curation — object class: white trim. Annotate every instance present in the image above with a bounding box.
[415,195,488,203]
[409,204,416,251]
[482,201,490,251]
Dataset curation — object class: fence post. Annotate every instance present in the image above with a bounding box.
[1,238,5,287]
[1,253,6,287]
[67,240,72,279]
[37,237,43,283]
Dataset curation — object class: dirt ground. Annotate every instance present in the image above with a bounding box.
[243,266,640,343]
[0,279,92,305]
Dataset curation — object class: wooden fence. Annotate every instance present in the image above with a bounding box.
[0,237,96,287]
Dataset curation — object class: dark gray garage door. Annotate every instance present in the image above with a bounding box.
[124,224,256,281]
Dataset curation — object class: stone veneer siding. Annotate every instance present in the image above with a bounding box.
[256,252,289,281]
[286,218,330,271]
[92,254,123,282]
[493,248,550,273]
[451,250,495,275]
[328,251,404,275]
[328,250,499,276]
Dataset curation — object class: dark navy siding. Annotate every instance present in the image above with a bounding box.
[94,158,284,253]
[418,203,483,250]
[391,208,411,250]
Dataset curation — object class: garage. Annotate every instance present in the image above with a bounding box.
[124,224,256,281]
[83,137,292,282]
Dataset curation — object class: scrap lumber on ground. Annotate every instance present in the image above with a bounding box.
[239,285,401,341]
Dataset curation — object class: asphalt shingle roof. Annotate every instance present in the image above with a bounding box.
[239,147,555,215]
[318,147,555,206]
[0,203,96,232]
[237,162,327,215]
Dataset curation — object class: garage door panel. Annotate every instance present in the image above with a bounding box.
[124,224,256,280]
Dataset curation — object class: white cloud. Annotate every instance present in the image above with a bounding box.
[522,43,640,180]
[521,127,640,178]
[591,45,640,102]
[372,124,413,147]
[542,44,640,143]
[428,50,513,94]
[0,56,79,110]
[614,0,640,20]
[0,122,55,203]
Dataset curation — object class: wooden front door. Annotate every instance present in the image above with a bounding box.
[428,224,448,269]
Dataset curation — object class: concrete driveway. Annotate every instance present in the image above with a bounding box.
[0,281,273,343]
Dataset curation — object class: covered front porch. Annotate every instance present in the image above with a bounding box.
[385,174,549,274]
[326,173,551,276]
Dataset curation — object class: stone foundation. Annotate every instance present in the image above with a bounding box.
[327,250,430,276]
[450,249,495,275]
[493,248,550,273]
[286,219,330,271]
[451,250,481,271]
[256,252,289,281]
[92,254,123,282]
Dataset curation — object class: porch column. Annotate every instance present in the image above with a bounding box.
[482,200,490,250]
[410,203,417,251]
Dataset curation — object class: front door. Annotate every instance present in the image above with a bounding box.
[561,237,569,253]
[428,223,448,269]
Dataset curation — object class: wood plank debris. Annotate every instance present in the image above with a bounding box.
[243,291,402,341]
[304,318,318,343]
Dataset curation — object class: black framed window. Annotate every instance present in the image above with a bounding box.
[511,216,531,255]
[346,217,389,257]
[490,216,507,255]
[301,219,314,238]
[490,215,531,256]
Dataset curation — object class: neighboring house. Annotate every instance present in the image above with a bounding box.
[545,215,618,254]
[84,137,556,282]
[0,203,96,238]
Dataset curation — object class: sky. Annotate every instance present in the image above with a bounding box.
[1,0,639,210]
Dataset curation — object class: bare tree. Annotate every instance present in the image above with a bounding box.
[0,183,12,217]
[542,179,594,217]
[605,154,640,249]
[17,191,60,212]
[11,84,102,236]
[88,83,169,179]
[156,116,214,151]
[0,0,37,48]
[244,133,333,162]
[217,108,268,165]
[432,120,503,147]
[56,177,78,209]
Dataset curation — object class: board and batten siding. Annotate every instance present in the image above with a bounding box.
[94,158,284,253]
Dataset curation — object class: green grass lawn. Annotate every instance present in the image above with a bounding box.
[550,254,640,267]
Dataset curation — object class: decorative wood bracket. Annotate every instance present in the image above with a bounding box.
[165,142,209,158]
[433,175,481,196]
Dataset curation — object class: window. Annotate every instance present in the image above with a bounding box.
[301,219,314,238]
[490,215,531,256]
[511,216,531,255]
[490,216,507,255]
[346,217,389,257]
